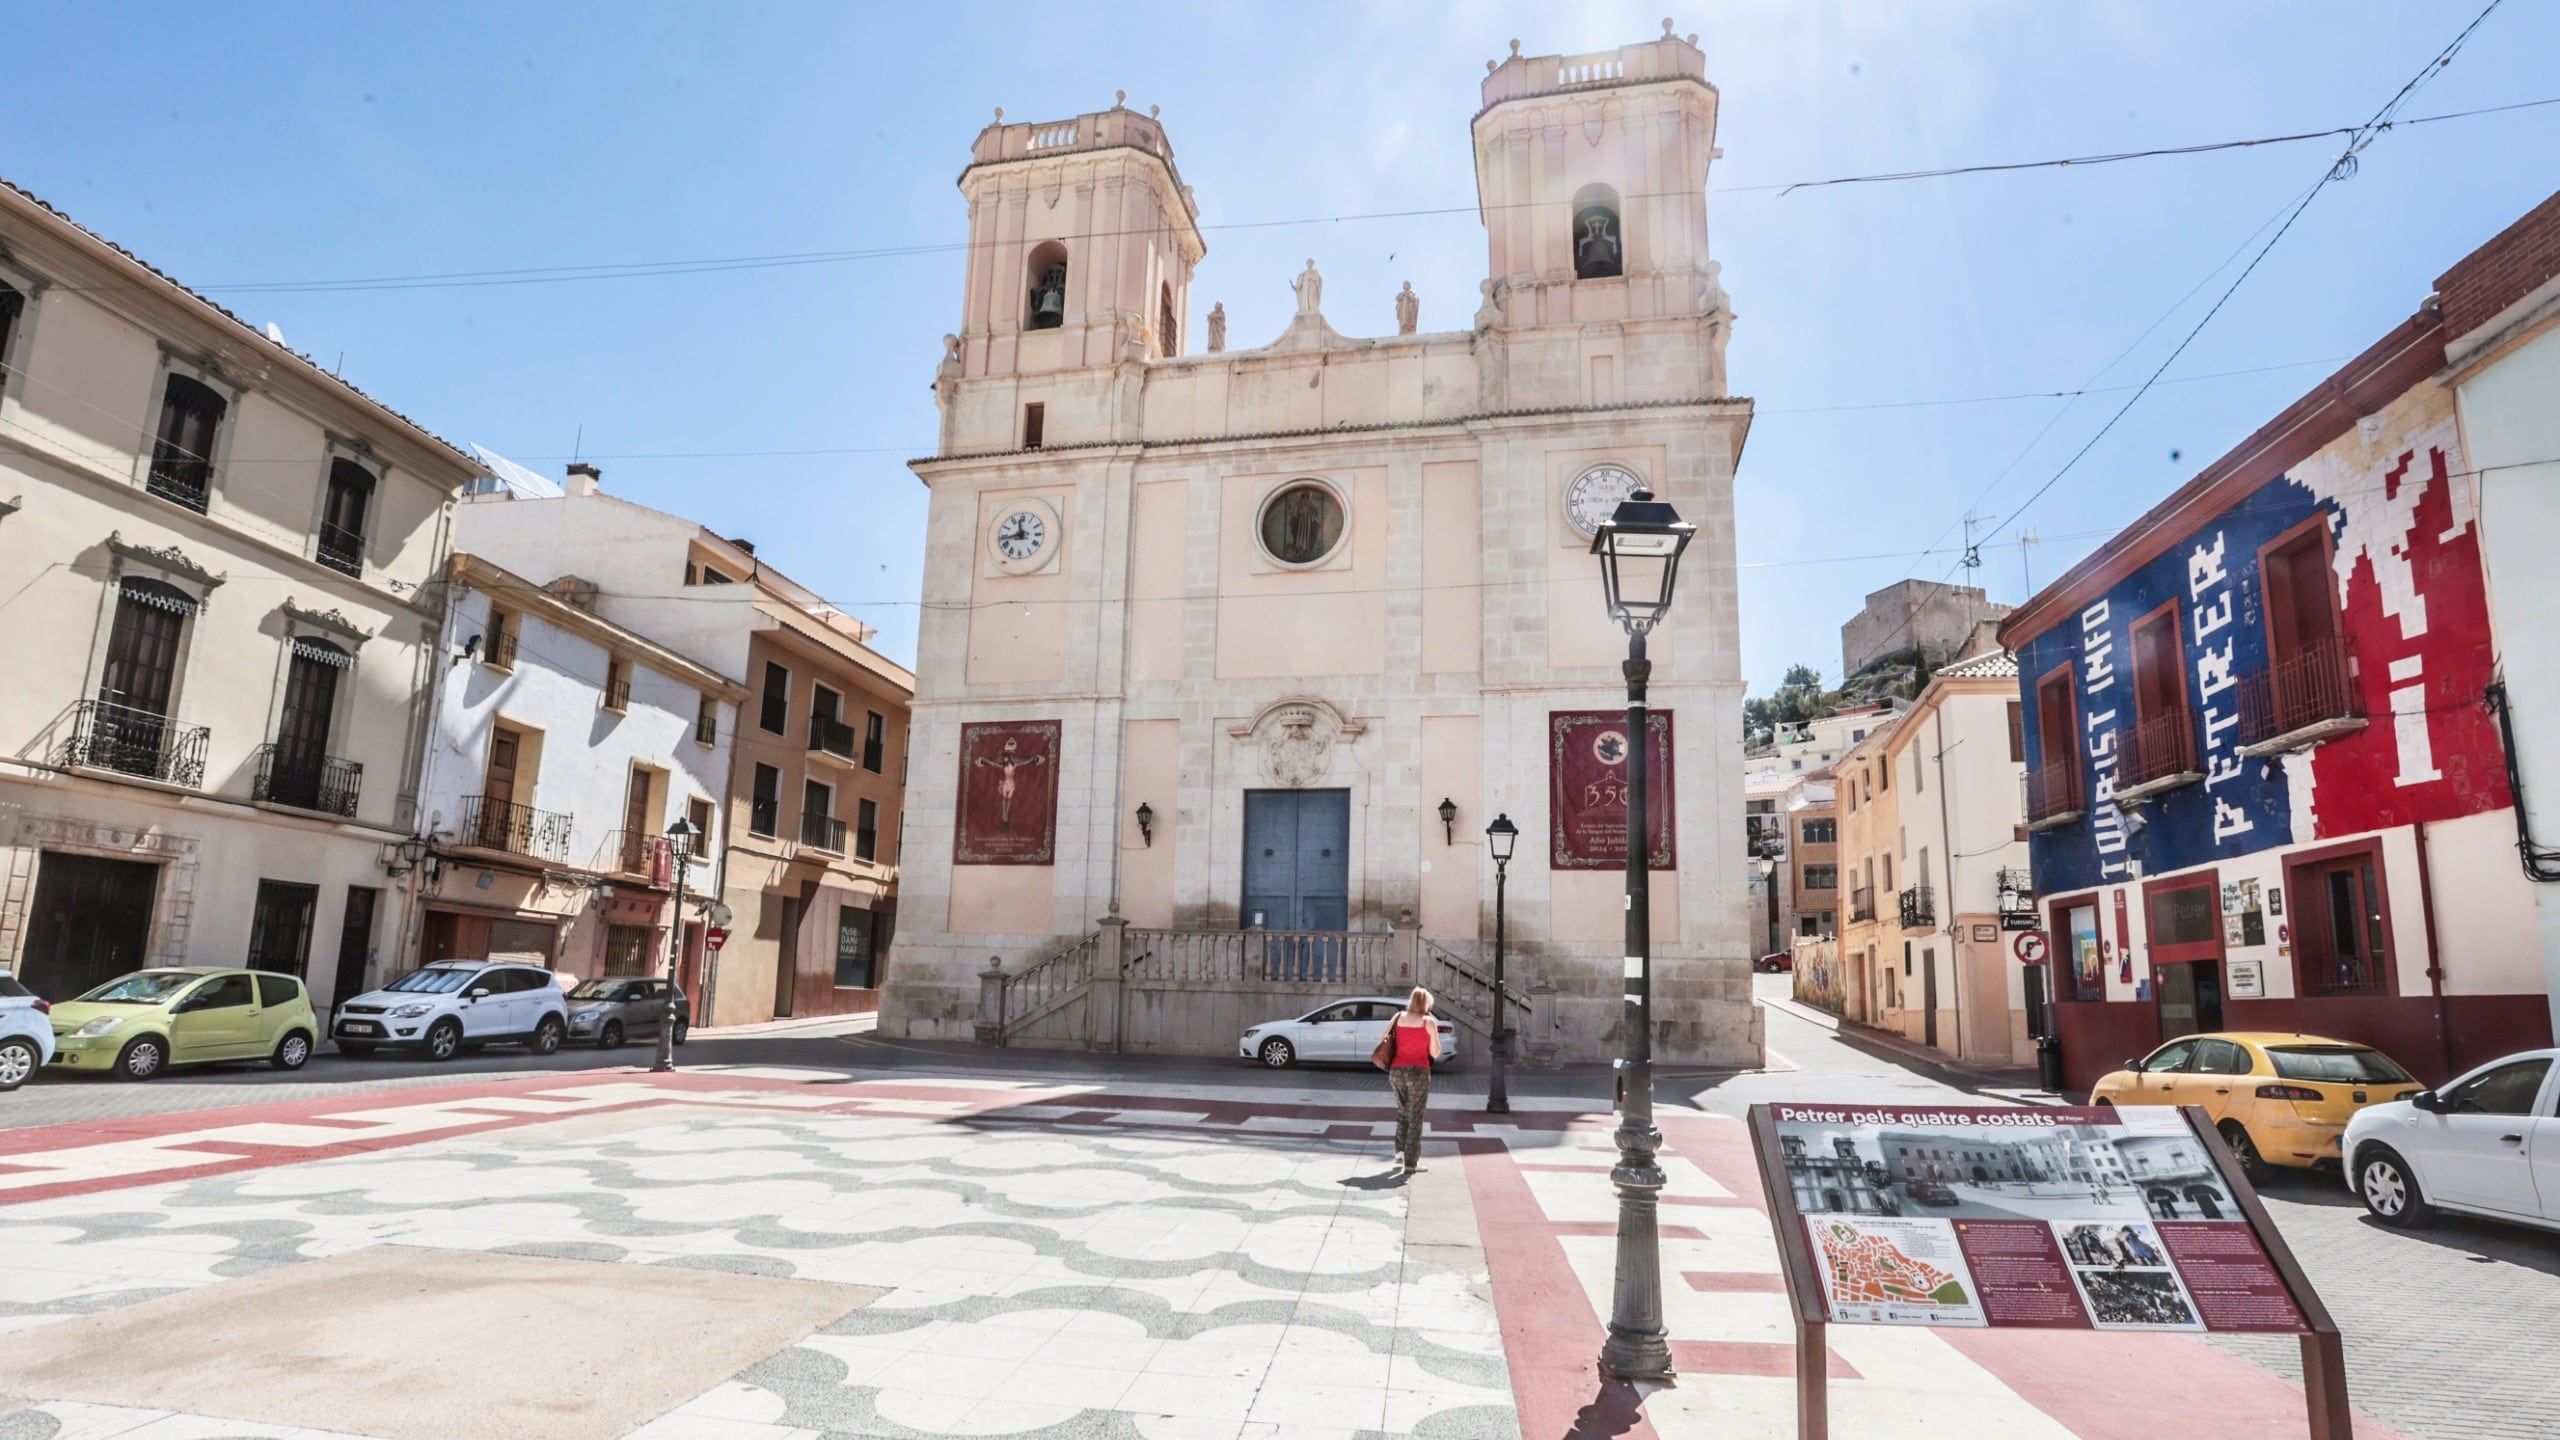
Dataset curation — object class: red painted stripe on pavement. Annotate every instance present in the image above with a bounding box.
[1458,1136,1662,1440]
[1669,1339,1862,1381]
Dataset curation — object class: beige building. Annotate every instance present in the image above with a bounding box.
[881,29,1760,1064]
[0,179,481,1011]
[1835,650,2032,1061]
[451,472,912,1027]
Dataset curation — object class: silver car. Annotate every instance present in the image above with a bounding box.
[1239,996,1458,1069]
[564,977,691,1049]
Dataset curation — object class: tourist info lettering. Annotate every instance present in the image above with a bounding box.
[1769,1104,2304,1333]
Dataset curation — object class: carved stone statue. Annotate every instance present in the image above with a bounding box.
[1206,302,1226,353]
[938,333,963,378]
[1292,259,1323,315]
[1473,277,1506,332]
[1394,282,1418,335]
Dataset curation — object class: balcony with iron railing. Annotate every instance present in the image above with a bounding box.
[603,829,674,884]
[485,626,518,669]
[1898,885,1937,932]
[2118,705,2202,802]
[251,744,362,817]
[801,811,848,853]
[456,794,574,862]
[601,674,631,712]
[57,699,209,788]
[1996,867,2037,918]
[2240,636,2368,755]
[145,456,211,513]
[2026,754,2085,831]
[315,520,364,578]
[1849,886,1877,924]
[808,713,858,763]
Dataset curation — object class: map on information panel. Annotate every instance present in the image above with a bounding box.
[1762,1104,2309,1334]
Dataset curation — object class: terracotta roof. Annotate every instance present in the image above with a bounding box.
[0,177,479,468]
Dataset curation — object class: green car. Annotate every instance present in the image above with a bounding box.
[49,968,318,1080]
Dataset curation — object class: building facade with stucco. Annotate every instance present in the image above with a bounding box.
[880,28,1761,1065]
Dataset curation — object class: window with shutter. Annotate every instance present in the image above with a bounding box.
[148,375,227,512]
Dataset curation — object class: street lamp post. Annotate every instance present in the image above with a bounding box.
[654,817,699,1074]
[1590,487,1694,1384]
[1484,812,1519,1115]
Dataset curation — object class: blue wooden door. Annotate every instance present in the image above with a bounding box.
[1241,789,1350,931]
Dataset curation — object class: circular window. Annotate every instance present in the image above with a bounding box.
[1258,481,1346,566]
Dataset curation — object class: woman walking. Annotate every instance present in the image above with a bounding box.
[1381,987,1443,1173]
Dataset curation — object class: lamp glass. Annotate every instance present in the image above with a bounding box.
[1485,812,1518,864]
[1589,489,1694,629]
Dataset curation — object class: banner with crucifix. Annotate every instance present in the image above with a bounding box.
[954,720,1062,865]
[1549,709,1676,869]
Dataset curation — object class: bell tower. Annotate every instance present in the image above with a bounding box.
[936,96,1206,452]
[1471,23,1730,392]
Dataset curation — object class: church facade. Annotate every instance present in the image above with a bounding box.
[879,27,1761,1065]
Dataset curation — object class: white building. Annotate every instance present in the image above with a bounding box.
[410,554,745,994]
[0,178,481,1012]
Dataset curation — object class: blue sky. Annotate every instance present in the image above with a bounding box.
[5,2,2554,692]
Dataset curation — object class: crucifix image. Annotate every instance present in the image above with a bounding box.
[973,735,1047,832]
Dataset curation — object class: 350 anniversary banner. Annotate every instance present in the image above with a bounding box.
[1549,709,1676,870]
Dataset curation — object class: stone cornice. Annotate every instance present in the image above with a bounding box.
[281,597,371,643]
[107,531,224,590]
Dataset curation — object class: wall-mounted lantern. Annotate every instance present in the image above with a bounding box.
[1135,802,1155,847]
[1437,797,1458,846]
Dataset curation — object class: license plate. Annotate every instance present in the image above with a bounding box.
[340,1021,379,1035]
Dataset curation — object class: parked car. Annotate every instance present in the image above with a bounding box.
[1240,997,1458,1069]
[1754,951,1794,973]
[46,968,318,1080]
[0,973,55,1091]
[565,977,691,1049]
[2089,1032,2422,1180]
[1903,1179,1958,1206]
[2346,1048,2560,1232]
[332,960,567,1060]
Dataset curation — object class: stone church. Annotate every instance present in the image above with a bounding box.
[879,26,1760,1066]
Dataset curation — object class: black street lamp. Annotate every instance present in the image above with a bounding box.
[1589,486,1693,1383]
[654,817,700,1074]
[1484,812,1518,1114]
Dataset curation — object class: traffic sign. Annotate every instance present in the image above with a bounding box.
[2012,930,2048,965]
[1999,911,2039,931]
[704,926,729,952]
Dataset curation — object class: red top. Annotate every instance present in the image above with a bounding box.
[1389,1016,1434,1067]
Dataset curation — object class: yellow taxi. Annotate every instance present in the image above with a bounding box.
[2089,1032,2424,1180]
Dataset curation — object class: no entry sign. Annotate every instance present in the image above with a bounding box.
[2012,930,2049,965]
[704,926,729,952]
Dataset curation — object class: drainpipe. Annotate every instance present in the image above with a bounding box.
[1934,707,1964,1062]
[2412,819,2456,1082]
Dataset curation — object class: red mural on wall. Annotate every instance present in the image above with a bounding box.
[1550,709,1676,870]
[2304,442,2512,838]
[954,720,1061,865]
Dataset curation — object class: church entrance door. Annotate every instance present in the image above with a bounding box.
[1241,790,1350,933]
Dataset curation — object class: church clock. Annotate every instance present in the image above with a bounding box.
[1565,464,1645,539]
[987,499,1060,574]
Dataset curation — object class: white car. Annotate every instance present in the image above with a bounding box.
[0,972,55,1091]
[1240,997,1458,1069]
[2345,1047,2559,1232]
[331,960,568,1061]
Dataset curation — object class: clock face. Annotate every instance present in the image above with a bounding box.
[993,508,1048,562]
[1566,465,1645,538]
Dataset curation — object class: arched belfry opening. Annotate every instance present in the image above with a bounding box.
[1026,241,1069,330]
[1158,281,1178,357]
[1571,183,1623,280]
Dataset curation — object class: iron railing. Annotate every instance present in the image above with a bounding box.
[808,713,857,761]
[252,744,362,816]
[2121,706,2199,790]
[1898,885,1937,931]
[601,673,631,712]
[1125,928,1399,986]
[145,458,211,513]
[801,811,847,852]
[2240,636,2365,750]
[457,794,573,861]
[2026,755,2084,826]
[604,829,673,881]
[315,520,364,577]
[58,699,209,787]
[1996,867,2037,916]
[1849,886,1877,924]
[486,626,518,669]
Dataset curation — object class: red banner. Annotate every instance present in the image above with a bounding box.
[1549,709,1675,870]
[954,720,1060,865]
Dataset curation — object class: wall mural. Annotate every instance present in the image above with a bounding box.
[1550,709,1676,869]
[2018,413,2508,897]
[953,719,1061,865]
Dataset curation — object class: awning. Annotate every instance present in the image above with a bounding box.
[291,635,353,668]
[120,575,200,616]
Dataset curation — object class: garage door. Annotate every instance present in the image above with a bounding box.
[486,919,557,964]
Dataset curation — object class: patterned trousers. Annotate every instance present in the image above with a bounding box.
[1390,1066,1430,1166]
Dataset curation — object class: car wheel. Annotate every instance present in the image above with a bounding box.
[271,1031,313,1071]
[0,1037,37,1091]
[531,1015,565,1056]
[672,1020,689,1047]
[1258,1036,1296,1068]
[117,1035,168,1081]
[2357,1145,2435,1228]
[598,1021,624,1050]
[424,1020,462,1062]
[337,1040,375,1056]
[2220,1120,2273,1186]
[2091,1096,2114,1109]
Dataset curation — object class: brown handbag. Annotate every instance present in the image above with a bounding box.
[1371,1025,1397,1070]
